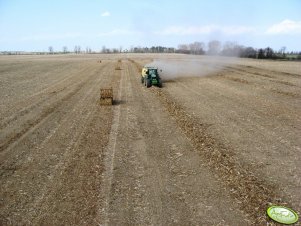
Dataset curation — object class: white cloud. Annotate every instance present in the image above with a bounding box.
[156,25,256,36]
[101,11,110,17]
[266,19,301,34]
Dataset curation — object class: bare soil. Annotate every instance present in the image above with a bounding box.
[0,54,300,225]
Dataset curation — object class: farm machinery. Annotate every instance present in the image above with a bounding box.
[141,66,162,88]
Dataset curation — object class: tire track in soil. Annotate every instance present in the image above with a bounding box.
[168,67,301,159]
[170,80,300,150]
[100,61,126,226]
[231,65,301,78]
[152,90,280,225]
[0,61,84,117]
[0,64,85,129]
[1,62,92,102]
[0,63,109,182]
[130,60,293,225]
[31,60,118,224]
[30,93,98,223]
[0,63,109,154]
[0,61,116,224]
[213,71,301,115]
[123,62,166,224]
[0,62,104,129]
[100,61,169,225]
[36,61,118,225]
[223,65,301,88]
[100,60,250,225]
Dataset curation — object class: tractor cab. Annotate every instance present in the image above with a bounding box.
[147,68,158,78]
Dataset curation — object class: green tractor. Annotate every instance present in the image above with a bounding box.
[141,66,162,88]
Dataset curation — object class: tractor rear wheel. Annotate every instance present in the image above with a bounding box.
[158,79,162,88]
[146,79,152,88]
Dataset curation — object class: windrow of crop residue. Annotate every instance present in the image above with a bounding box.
[130,59,291,225]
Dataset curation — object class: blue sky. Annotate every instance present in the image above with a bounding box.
[0,0,301,52]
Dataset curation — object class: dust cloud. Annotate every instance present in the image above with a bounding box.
[146,56,238,81]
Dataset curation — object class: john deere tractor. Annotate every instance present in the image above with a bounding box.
[141,66,162,88]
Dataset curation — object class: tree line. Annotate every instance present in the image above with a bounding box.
[63,41,299,60]
[1,41,300,60]
[176,41,301,60]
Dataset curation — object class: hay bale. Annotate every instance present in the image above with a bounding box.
[100,88,113,98]
[100,98,113,105]
[100,88,113,105]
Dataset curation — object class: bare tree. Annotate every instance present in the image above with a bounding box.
[74,45,81,54]
[221,41,236,55]
[102,46,106,53]
[241,47,257,58]
[280,46,286,57]
[207,40,221,55]
[150,46,157,53]
[189,43,196,54]
[86,46,92,54]
[62,46,68,54]
[178,44,188,50]
[48,46,54,54]
[190,42,205,55]
[167,47,176,53]
[221,41,243,56]
[264,47,274,58]
[177,42,204,54]
[178,44,189,54]
[258,48,264,59]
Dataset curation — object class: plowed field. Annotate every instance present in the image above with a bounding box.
[0,54,300,225]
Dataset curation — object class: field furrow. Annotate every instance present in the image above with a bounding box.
[0,54,300,225]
